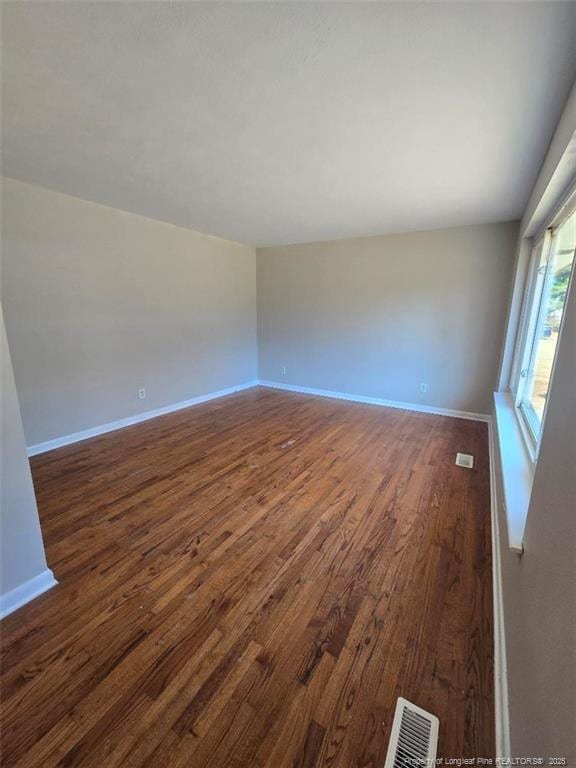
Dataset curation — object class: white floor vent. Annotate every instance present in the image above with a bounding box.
[455,452,474,469]
[384,697,439,768]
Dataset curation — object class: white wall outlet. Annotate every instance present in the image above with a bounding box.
[138,387,146,400]
[420,383,428,393]
[281,366,287,376]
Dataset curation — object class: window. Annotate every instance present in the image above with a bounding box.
[512,202,575,454]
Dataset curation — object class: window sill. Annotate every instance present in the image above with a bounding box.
[493,391,534,554]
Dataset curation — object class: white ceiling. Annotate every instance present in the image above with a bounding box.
[2,2,576,246]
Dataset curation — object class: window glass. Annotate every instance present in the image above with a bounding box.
[518,210,575,439]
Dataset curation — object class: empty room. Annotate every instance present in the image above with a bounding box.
[1,2,575,765]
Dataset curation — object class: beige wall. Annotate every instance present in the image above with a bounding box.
[1,178,257,446]
[1,305,50,599]
[258,222,518,415]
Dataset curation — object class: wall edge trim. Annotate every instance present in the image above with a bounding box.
[27,381,260,456]
[488,417,512,758]
[0,569,58,620]
[257,380,491,422]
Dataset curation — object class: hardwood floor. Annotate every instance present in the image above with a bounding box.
[0,387,494,767]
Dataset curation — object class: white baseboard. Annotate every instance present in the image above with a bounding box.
[488,419,511,758]
[257,380,490,422]
[0,569,58,620]
[27,380,259,456]
[27,378,490,457]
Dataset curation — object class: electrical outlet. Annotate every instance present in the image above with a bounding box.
[138,387,146,400]
[281,366,287,376]
[420,383,427,394]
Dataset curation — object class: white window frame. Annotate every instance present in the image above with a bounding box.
[509,185,576,461]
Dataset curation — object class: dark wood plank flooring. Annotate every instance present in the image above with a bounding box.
[0,387,494,766]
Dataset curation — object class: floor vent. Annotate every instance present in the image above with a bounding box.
[455,452,474,469]
[384,697,439,768]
